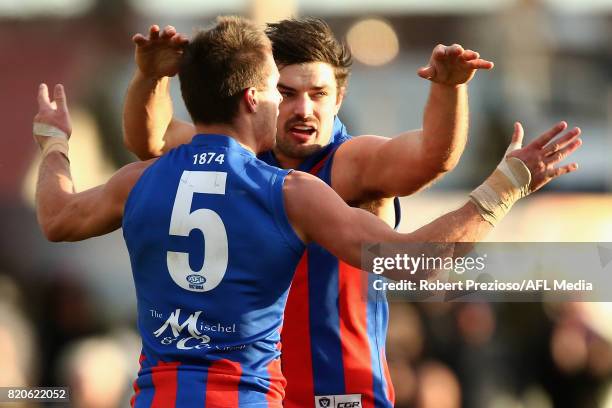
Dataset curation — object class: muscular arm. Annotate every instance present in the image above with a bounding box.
[36,151,151,242]
[332,45,493,203]
[123,72,194,158]
[34,82,154,242]
[122,25,194,159]
[284,171,489,272]
[287,121,581,272]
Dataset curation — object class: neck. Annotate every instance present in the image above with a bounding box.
[194,122,259,154]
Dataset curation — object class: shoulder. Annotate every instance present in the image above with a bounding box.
[119,158,156,182]
[283,170,327,196]
[249,155,291,178]
[334,134,389,160]
[328,134,386,177]
[108,158,157,198]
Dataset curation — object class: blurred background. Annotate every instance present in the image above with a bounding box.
[1,0,611,406]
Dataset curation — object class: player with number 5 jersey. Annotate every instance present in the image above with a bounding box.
[123,133,302,406]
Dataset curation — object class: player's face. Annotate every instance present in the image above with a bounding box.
[275,62,343,162]
[255,54,283,151]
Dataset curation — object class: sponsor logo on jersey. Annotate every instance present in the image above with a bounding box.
[315,394,362,408]
[152,308,243,351]
[317,397,331,407]
[154,309,211,350]
[186,274,206,289]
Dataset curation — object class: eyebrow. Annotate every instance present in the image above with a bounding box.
[277,83,329,92]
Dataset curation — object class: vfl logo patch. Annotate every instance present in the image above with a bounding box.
[315,394,362,408]
[318,397,331,407]
[186,274,206,289]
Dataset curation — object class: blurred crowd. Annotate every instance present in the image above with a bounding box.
[2,270,612,407]
[386,301,612,407]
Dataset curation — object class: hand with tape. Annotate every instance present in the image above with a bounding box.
[33,83,72,160]
[470,121,582,225]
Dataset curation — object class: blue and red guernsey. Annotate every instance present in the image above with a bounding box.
[260,118,400,408]
[123,135,304,407]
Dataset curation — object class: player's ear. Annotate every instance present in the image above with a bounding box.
[243,87,258,113]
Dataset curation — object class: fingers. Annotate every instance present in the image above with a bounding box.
[544,137,582,165]
[543,127,581,156]
[132,33,147,46]
[171,33,189,46]
[529,121,567,149]
[417,66,436,80]
[548,163,579,180]
[461,50,479,60]
[447,44,464,57]
[37,83,51,110]
[511,122,524,145]
[134,25,186,47]
[432,44,464,61]
[149,25,160,40]
[432,44,447,59]
[160,25,176,40]
[53,84,68,113]
[504,122,524,156]
[430,44,492,74]
[465,59,494,70]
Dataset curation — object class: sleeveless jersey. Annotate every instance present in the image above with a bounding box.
[123,134,305,407]
[260,118,400,408]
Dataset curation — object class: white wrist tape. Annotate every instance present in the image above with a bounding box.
[33,122,68,139]
[33,122,69,160]
[469,148,531,226]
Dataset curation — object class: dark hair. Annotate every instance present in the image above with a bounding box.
[179,16,272,125]
[266,18,352,89]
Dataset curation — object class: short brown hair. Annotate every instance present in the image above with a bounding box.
[179,16,272,125]
[266,18,352,89]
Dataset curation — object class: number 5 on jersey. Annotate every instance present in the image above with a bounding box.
[167,171,229,292]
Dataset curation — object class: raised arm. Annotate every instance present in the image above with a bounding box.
[286,121,581,270]
[35,83,152,241]
[332,44,494,202]
[123,25,194,159]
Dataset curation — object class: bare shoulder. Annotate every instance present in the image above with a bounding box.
[116,158,156,182]
[334,134,388,159]
[283,170,346,207]
[107,158,158,198]
[166,119,196,150]
[334,129,420,164]
[283,170,325,194]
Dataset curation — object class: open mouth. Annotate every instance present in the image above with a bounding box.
[289,125,317,142]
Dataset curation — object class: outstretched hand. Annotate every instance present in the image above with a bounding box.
[34,83,72,146]
[507,121,581,193]
[418,44,494,86]
[133,25,189,78]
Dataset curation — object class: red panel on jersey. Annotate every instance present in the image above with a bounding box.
[265,357,286,407]
[310,151,334,176]
[338,261,374,408]
[205,359,242,407]
[151,361,180,408]
[281,254,314,408]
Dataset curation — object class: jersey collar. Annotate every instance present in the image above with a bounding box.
[191,134,256,157]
